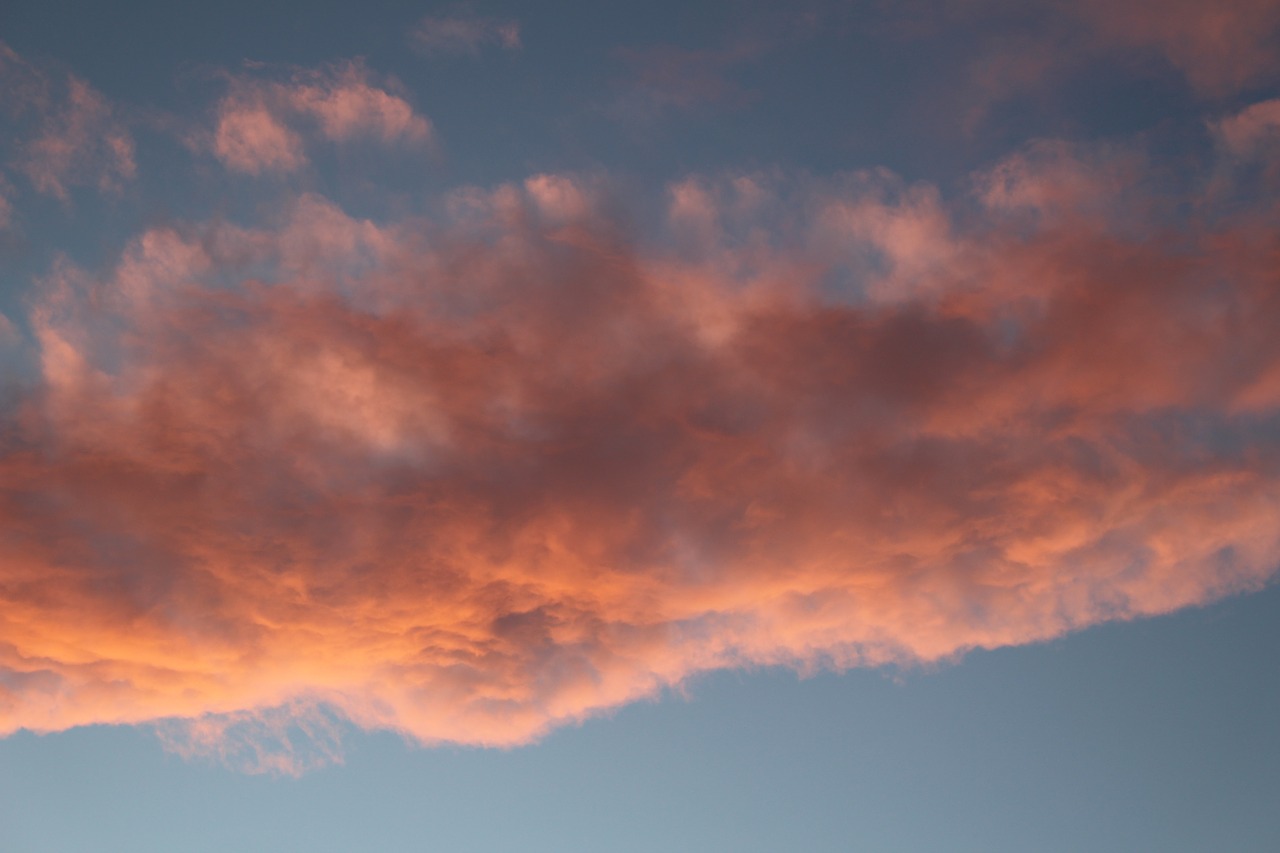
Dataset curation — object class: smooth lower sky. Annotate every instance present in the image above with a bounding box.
[2,1,1280,850]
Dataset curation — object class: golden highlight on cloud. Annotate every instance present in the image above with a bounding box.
[2,139,1279,772]
[210,60,431,175]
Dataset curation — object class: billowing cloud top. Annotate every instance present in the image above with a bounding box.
[1,4,1280,775]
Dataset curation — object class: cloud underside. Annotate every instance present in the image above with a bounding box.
[2,144,1279,772]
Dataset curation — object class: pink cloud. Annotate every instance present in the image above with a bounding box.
[943,0,1280,130]
[2,149,1280,771]
[24,77,135,198]
[214,101,307,175]
[210,61,431,175]
[411,10,522,57]
[285,62,432,145]
[0,44,136,200]
[1075,0,1280,96]
[1213,99,1280,161]
[0,44,44,118]
[974,139,1145,222]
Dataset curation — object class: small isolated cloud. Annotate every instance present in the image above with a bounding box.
[957,0,1280,116]
[214,102,306,176]
[410,10,521,57]
[209,60,432,175]
[0,42,136,200]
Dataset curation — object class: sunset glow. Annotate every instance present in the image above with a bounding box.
[2,2,1279,848]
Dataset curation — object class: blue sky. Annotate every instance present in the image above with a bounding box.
[2,1,1280,850]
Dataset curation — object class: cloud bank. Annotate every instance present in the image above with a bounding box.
[2,123,1280,771]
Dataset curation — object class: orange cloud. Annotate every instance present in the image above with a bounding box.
[2,155,1279,773]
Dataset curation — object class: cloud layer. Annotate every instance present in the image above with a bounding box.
[2,124,1280,770]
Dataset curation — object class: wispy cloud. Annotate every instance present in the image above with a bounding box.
[410,9,521,57]
[612,40,766,118]
[0,312,17,347]
[0,176,14,230]
[213,100,306,175]
[1213,98,1280,161]
[936,0,1280,131]
[0,42,135,200]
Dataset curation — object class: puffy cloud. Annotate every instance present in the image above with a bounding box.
[410,10,521,57]
[0,42,47,110]
[213,102,306,176]
[210,61,431,175]
[2,147,1280,772]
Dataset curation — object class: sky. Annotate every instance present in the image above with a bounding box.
[1,0,1280,850]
